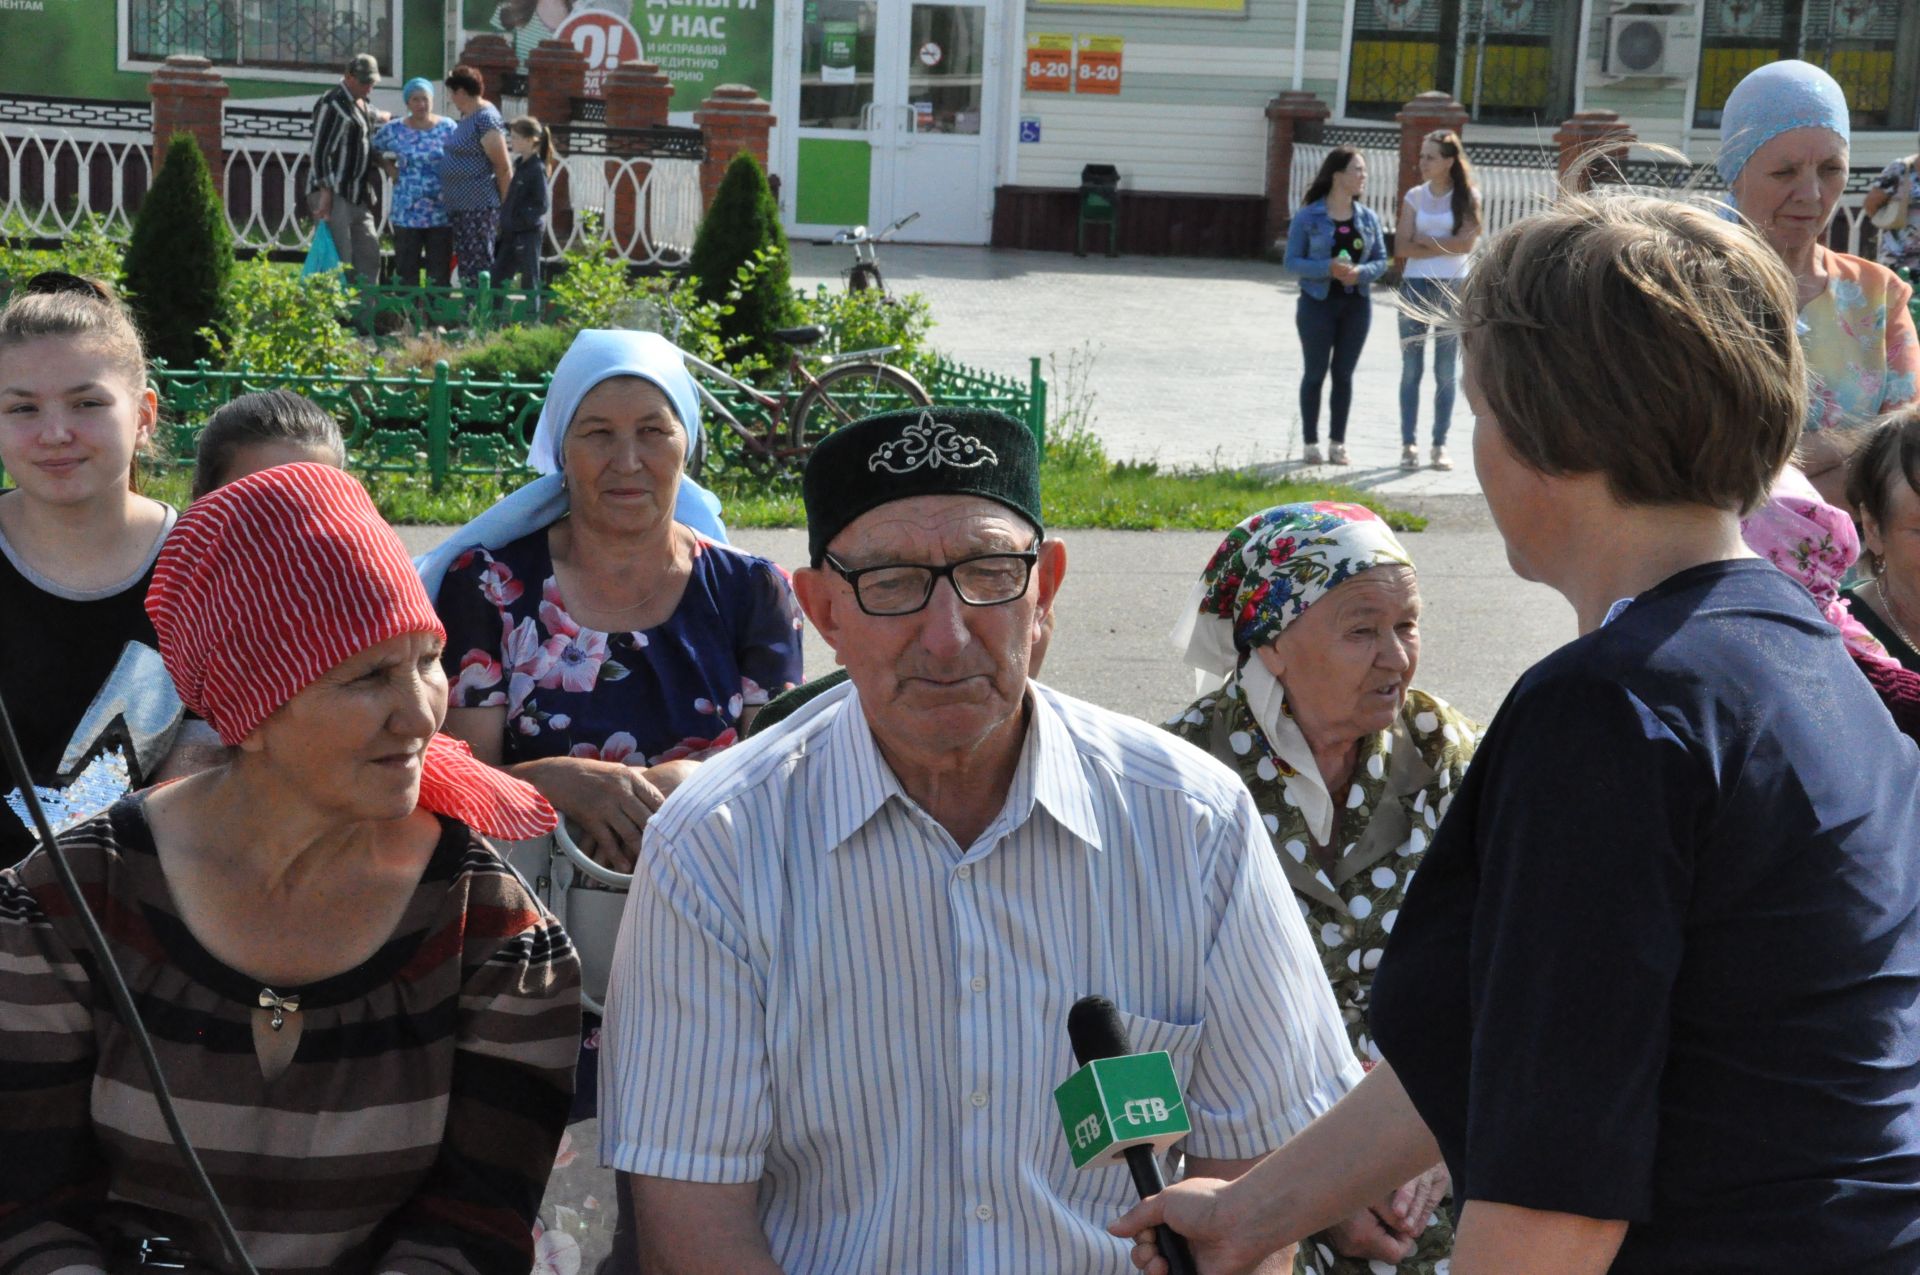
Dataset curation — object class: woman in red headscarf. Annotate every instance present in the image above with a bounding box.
[0,463,580,1272]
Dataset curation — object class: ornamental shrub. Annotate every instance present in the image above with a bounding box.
[688,151,796,368]
[449,323,576,381]
[0,214,128,298]
[203,257,365,376]
[123,134,234,368]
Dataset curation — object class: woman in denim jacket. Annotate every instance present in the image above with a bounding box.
[1287,148,1389,465]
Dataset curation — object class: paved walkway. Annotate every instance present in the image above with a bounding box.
[790,242,1479,499]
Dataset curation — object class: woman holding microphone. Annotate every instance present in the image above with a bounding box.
[1115,192,1920,1274]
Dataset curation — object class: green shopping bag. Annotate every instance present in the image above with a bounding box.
[302,223,341,276]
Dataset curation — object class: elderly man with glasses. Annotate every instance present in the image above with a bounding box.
[598,407,1365,1273]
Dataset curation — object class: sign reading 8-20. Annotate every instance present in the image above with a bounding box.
[1025,33,1074,93]
[1075,36,1123,95]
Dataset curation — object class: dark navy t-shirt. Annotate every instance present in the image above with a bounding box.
[1371,559,1920,1273]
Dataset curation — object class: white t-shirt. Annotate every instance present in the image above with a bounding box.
[1402,182,1473,279]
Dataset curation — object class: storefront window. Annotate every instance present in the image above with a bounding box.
[127,0,394,73]
[1695,1,1920,131]
[1345,0,1580,124]
[800,0,878,130]
[905,5,984,136]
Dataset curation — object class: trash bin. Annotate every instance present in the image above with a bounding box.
[1078,163,1120,258]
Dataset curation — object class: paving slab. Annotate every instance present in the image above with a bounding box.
[790,242,1478,499]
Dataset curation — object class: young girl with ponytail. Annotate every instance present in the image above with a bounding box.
[497,115,555,289]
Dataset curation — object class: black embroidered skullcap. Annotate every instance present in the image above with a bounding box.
[804,407,1044,566]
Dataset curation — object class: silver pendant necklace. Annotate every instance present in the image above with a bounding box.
[1873,577,1920,654]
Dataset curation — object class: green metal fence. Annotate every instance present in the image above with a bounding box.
[145,353,1047,490]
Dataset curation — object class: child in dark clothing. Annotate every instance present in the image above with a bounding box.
[495,116,552,289]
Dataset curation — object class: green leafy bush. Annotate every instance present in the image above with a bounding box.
[547,212,636,330]
[203,258,368,375]
[123,134,233,368]
[0,214,128,297]
[449,323,574,381]
[798,284,936,378]
[688,151,796,366]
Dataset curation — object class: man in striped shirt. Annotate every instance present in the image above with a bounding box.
[601,408,1368,1272]
[308,53,388,283]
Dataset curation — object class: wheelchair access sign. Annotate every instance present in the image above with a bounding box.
[1054,1051,1190,1169]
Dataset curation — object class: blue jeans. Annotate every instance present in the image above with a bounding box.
[1296,288,1371,444]
[1397,276,1460,447]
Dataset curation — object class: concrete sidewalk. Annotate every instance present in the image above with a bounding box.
[790,241,1476,501]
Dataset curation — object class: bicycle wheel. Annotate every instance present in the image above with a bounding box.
[789,362,932,452]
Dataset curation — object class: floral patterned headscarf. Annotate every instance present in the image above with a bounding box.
[1740,466,1898,669]
[1171,502,1413,676]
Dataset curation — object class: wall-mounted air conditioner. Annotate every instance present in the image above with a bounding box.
[1605,13,1700,77]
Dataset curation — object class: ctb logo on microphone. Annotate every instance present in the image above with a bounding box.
[1054,1052,1191,1169]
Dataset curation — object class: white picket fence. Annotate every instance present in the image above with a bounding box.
[1,105,699,267]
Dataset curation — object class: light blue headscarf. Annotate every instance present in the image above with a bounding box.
[401,76,435,104]
[1717,59,1850,186]
[416,329,727,600]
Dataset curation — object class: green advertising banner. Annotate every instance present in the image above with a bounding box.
[464,0,772,112]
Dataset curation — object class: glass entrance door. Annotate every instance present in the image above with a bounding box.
[788,0,997,245]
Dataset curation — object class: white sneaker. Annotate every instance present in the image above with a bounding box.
[1430,445,1453,471]
[1400,445,1420,470]
[1329,443,1350,465]
[1302,444,1324,465]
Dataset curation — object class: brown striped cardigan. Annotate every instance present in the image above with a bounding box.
[0,797,580,1274]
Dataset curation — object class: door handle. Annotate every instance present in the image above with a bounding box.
[899,103,918,145]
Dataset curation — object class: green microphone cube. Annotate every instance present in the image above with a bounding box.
[1054,1051,1192,1170]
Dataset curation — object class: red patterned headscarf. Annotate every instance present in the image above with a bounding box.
[146,463,557,839]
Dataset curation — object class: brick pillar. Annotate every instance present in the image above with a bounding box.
[526,38,588,128]
[1396,91,1469,205]
[1265,90,1330,245]
[149,55,229,195]
[1554,110,1634,191]
[604,61,674,258]
[456,34,517,103]
[694,85,775,212]
[527,39,589,253]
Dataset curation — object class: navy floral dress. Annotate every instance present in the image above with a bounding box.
[437,527,804,763]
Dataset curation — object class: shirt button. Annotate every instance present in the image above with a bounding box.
[970,1090,988,1108]
[956,864,973,880]
[975,1204,993,1221]
[970,975,987,992]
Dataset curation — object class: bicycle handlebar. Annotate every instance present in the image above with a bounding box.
[833,211,921,246]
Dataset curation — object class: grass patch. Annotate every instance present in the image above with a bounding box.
[137,458,1423,533]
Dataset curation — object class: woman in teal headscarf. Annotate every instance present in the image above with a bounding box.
[1163,501,1477,1275]
[1719,59,1920,506]
[373,77,458,285]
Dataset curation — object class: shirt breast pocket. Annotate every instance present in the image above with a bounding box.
[1047,1007,1207,1208]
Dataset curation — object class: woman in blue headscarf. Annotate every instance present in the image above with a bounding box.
[1720,59,1919,506]
[373,77,458,285]
[422,329,802,873]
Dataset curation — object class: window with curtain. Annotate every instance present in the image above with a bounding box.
[127,0,395,74]
[1695,1,1920,131]
[1345,0,1582,124]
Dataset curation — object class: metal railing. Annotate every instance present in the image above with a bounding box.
[144,353,1046,488]
[0,124,152,238]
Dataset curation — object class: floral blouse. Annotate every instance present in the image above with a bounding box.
[1872,158,1920,273]
[436,527,804,765]
[1166,677,1478,1275]
[373,116,457,229]
[1802,246,1920,434]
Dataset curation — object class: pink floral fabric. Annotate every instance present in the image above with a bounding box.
[435,528,804,767]
[1740,466,1899,670]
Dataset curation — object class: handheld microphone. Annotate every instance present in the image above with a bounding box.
[1058,995,1199,1275]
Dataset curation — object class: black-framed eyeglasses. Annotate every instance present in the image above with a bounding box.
[24,271,109,302]
[826,548,1040,617]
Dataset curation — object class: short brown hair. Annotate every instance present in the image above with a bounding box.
[1846,408,1920,572]
[1454,192,1802,515]
[445,64,485,98]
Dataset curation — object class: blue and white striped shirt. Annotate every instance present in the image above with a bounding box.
[601,680,1362,1272]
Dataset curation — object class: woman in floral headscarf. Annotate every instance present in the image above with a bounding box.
[1163,501,1477,1275]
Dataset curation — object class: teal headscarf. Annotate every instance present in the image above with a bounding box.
[1717,59,1850,186]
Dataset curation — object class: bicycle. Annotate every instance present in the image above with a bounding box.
[835,211,920,295]
[679,325,932,476]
